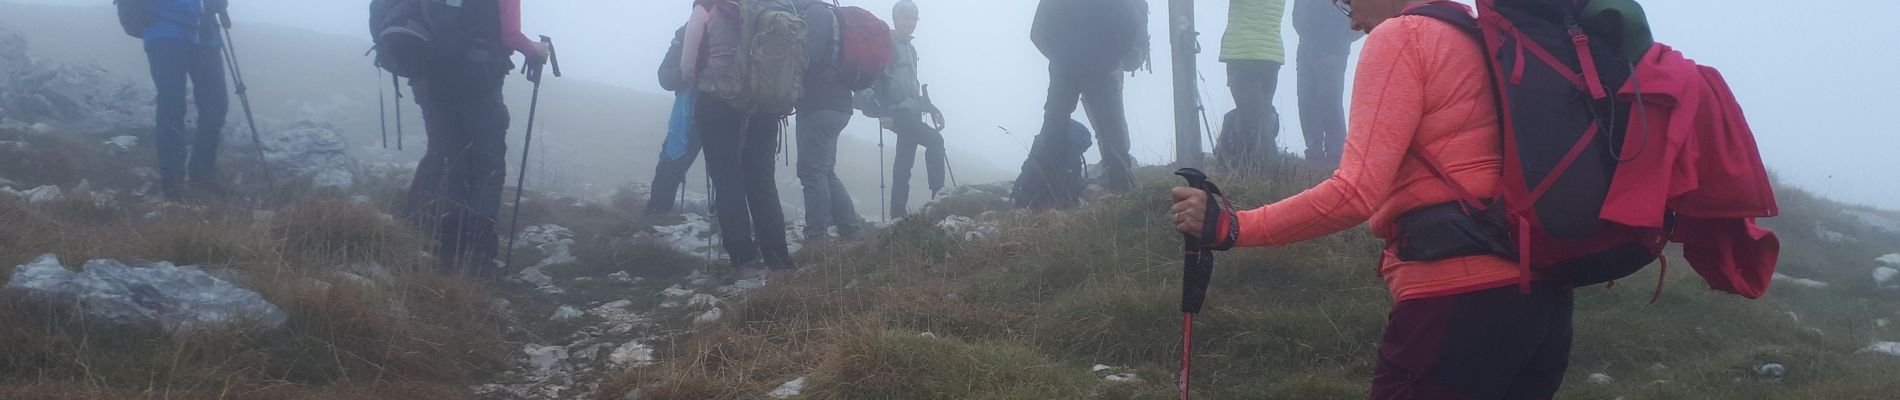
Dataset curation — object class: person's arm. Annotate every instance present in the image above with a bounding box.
[659,26,688,92]
[862,37,901,116]
[682,6,711,85]
[498,0,541,58]
[1229,21,1428,247]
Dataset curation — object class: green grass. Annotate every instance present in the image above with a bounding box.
[605,169,1900,400]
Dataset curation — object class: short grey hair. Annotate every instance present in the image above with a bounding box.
[893,0,918,18]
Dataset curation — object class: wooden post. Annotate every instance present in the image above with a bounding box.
[1169,0,1202,168]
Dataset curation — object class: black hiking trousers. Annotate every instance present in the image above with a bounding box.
[1028,62,1134,209]
[403,71,510,277]
[145,39,229,198]
[887,112,944,218]
[1298,41,1352,168]
[1372,283,1575,400]
[1219,60,1282,171]
[696,96,794,270]
[645,122,703,215]
[795,108,862,238]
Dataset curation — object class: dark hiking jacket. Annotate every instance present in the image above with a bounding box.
[1031,0,1144,71]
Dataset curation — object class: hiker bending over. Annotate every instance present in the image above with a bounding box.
[1019,0,1147,209]
[398,0,551,276]
[645,25,704,216]
[855,0,941,219]
[683,0,799,272]
[1172,1,1567,398]
[793,0,866,240]
[1215,0,1288,172]
[136,0,230,200]
[1293,0,1364,168]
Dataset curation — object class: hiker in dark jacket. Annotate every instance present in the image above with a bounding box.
[1022,0,1145,209]
[1293,0,1364,168]
[645,25,704,216]
[141,0,229,200]
[1216,0,1287,171]
[401,0,551,277]
[793,0,864,239]
[682,0,798,272]
[856,0,940,219]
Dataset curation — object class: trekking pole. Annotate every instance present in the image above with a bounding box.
[216,12,276,195]
[503,36,561,271]
[393,74,404,151]
[1172,168,1230,400]
[376,66,389,149]
[877,125,889,222]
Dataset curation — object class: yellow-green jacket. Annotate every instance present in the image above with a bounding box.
[1220,0,1287,63]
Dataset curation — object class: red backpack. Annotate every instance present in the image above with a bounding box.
[829,3,892,91]
[1402,1,1779,299]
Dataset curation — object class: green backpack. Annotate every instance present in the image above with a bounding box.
[699,0,808,117]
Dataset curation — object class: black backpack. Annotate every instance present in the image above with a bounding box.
[368,0,498,78]
[115,0,157,38]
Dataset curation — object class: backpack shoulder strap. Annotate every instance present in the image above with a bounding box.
[1399,1,1491,213]
[1400,1,1482,42]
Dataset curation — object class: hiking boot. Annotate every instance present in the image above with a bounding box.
[733,265,769,280]
[189,181,237,200]
[836,226,865,242]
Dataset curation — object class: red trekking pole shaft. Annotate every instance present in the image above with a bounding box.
[1173,168,1217,400]
[1179,313,1196,399]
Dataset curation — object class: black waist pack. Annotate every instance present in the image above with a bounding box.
[1395,201,1519,262]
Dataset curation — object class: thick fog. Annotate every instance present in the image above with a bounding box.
[10,0,1896,208]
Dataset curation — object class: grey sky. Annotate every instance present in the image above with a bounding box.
[12,0,1896,208]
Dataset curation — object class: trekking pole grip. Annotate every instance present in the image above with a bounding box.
[540,35,561,78]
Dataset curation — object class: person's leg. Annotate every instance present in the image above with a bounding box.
[907,119,947,196]
[819,113,861,236]
[696,97,759,265]
[647,151,687,214]
[1502,287,1575,400]
[1025,63,1084,208]
[888,114,923,217]
[1299,43,1351,167]
[1079,70,1133,192]
[404,77,472,273]
[145,39,190,199]
[1221,60,1271,170]
[1317,46,1351,167]
[403,78,449,225]
[457,74,511,278]
[1297,43,1328,162]
[186,44,229,188]
[1370,284,1576,400]
[1262,61,1283,150]
[740,116,793,269]
[795,110,834,238]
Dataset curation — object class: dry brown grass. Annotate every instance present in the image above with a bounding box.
[0,194,508,398]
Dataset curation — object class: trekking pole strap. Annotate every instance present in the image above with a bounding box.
[1174,168,1234,314]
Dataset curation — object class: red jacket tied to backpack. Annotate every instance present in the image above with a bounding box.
[1604,43,1779,298]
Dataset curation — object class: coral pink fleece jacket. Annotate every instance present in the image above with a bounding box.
[1231,15,1520,302]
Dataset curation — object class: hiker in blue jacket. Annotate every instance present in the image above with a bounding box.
[142,0,230,200]
[645,25,704,216]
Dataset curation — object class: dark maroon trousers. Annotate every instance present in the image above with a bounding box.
[1371,283,1574,400]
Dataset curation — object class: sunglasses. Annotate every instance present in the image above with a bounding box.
[1332,0,1352,17]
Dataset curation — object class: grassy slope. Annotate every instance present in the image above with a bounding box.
[609,168,1900,400]
[0,126,510,399]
